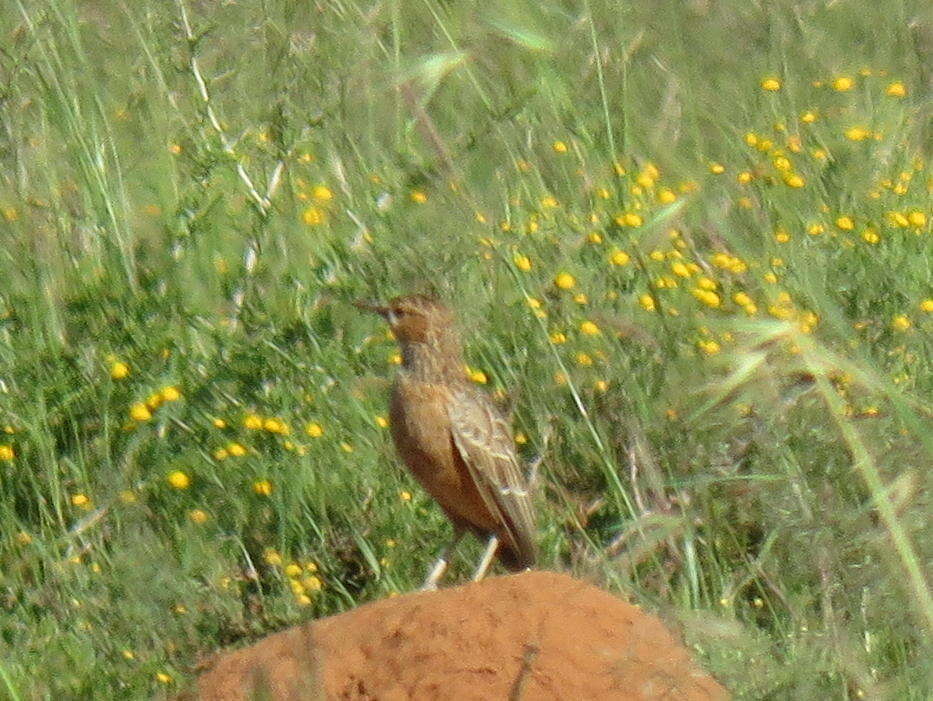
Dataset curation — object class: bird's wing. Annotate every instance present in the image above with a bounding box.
[446,385,536,568]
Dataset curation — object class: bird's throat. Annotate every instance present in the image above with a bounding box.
[400,338,465,384]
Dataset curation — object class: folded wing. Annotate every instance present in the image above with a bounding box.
[446,386,536,569]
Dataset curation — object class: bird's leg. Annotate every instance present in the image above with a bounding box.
[471,535,500,582]
[421,528,464,591]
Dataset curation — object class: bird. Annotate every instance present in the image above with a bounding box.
[356,294,536,588]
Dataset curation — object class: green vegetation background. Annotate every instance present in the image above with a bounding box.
[0,0,930,697]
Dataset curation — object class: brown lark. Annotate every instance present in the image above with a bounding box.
[356,294,536,587]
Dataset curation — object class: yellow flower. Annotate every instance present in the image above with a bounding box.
[697,340,721,355]
[513,253,532,272]
[375,415,389,428]
[399,490,412,502]
[807,223,825,236]
[71,493,90,507]
[736,171,753,184]
[907,211,926,228]
[554,272,576,290]
[844,126,871,142]
[110,361,130,380]
[608,249,630,266]
[160,386,181,402]
[784,173,806,189]
[549,331,567,344]
[312,185,333,202]
[340,442,354,453]
[302,206,327,226]
[861,228,880,244]
[615,212,643,227]
[155,672,173,684]
[575,352,593,366]
[709,162,725,175]
[552,140,568,153]
[302,575,323,592]
[670,261,691,278]
[832,76,855,92]
[167,471,190,490]
[919,299,933,313]
[800,111,818,124]
[0,445,14,461]
[760,77,781,91]
[540,195,559,209]
[763,272,778,284]
[212,418,227,429]
[657,188,677,204]
[410,190,428,204]
[305,422,324,438]
[573,293,588,305]
[243,414,263,430]
[129,403,151,422]
[691,289,721,308]
[227,442,247,457]
[835,215,855,231]
[579,320,600,336]
[774,228,791,243]
[189,509,209,524]
[891,315,911,332]
[263,417,290,435]
[638,294,656,312]
[469,369,488,384]
[887,211,909,228]
[263,548,283,566]
[587,232,603,244]
[284,563,302,578]
[252,480,273,496]
[885,81,906,98]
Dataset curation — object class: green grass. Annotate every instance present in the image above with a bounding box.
[1,0,931,697]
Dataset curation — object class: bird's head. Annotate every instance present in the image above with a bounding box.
[355,294,455,346]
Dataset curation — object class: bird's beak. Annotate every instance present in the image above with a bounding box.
[353,299,390,318]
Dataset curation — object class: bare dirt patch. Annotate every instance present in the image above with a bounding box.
[194,571,727,700]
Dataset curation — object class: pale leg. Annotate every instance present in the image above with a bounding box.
[471,535,500,582]
[421,529,464,591]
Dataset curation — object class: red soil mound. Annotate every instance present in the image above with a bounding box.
[195,571,727,700]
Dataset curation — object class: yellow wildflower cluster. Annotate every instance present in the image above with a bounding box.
[243,413,290,434]
[129,385,182,423]
[264,549,324,606]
